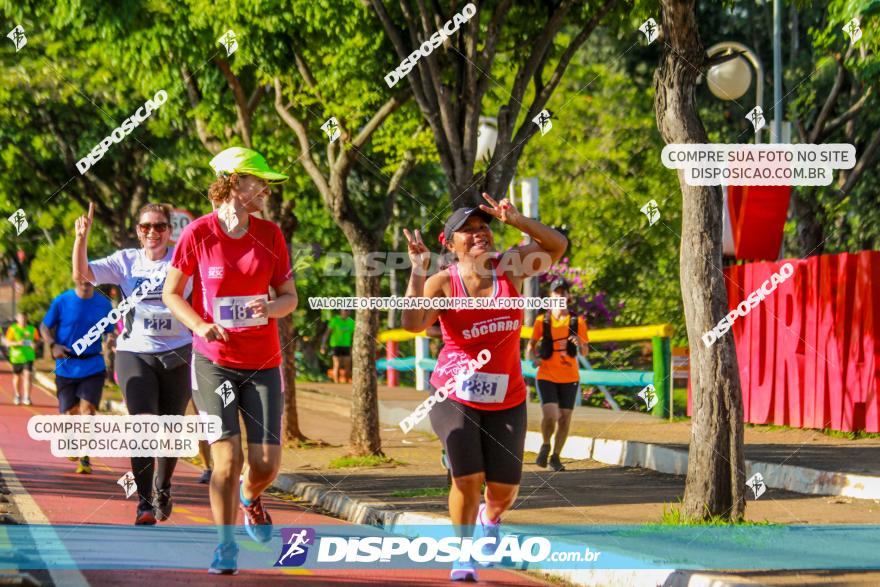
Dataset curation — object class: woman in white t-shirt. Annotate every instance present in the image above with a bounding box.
[72,201,193,526]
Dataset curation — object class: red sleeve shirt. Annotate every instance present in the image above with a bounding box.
[171,211,292,370]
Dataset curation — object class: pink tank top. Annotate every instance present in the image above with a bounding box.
[429,258,526,410]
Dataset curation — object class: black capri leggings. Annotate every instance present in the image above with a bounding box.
[428,394,527,485]
[116,345,192,505]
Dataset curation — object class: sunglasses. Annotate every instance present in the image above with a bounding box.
[138,222,169,233]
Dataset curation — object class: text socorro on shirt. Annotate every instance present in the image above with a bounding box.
[462,317,521,340]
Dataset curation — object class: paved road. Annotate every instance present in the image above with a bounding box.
[0,371,549,586]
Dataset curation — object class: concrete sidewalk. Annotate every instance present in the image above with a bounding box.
[31,371,880,586]
[299,381,880,500]
[273,384,880,587]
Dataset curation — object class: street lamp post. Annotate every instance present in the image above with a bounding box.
[706,42,765,257]
[477,117,516,204]
[706,42,765,143]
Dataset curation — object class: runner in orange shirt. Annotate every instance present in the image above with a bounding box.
[527,278,588,471]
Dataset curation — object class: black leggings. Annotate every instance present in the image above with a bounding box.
[116,346,192,505]
[429,395,527,485]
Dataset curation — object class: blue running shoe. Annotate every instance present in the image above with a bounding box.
[475,503,501,567]
[450,559,478,582]
[209,541,239,575]
[240,483,273,543]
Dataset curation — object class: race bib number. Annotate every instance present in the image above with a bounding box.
[455,372,509,404]
[141,311,178,337]
[213,295,269,329]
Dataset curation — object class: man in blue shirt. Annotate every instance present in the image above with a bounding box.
[40,278,115,474]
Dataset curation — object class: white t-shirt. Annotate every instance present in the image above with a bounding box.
[89,248,192,354]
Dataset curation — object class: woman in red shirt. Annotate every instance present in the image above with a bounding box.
[163,147,298,575]
[402,193,567,581]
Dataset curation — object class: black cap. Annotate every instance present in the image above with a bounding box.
[440,207,493,246]
[549,278,569,292]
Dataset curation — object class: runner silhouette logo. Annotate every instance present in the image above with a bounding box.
[214,380,235,408]
[7,209,27,235]
[639,18,659,44]
[746,106,766,133]
[746,472,766,500]
[275,528,315,567]
[7,25,26,51]
[843,18,861,45]
[117,471,138,498]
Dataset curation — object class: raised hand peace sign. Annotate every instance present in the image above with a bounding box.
[402,228,431,273]
[478,192,522,226]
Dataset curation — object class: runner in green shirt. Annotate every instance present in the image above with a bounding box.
[4,312,39,405]
[320,310,354,383]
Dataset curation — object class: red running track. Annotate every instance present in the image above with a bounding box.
[0,368,547,586]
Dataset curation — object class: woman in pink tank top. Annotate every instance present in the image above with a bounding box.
[402,193,567,581]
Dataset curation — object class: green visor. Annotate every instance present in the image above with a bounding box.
[209,147,289,184]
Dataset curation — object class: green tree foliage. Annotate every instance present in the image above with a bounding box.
[517,39,685,342]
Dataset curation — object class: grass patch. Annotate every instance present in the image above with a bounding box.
[328,454,399,469]
[390,487,450,498]
[672,387,689,416]
[655,502,777,526]
[746,422,880,440]
[102,382,123,403]
[821,428,880,440]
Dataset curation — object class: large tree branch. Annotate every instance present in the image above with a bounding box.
[381,146,416,228]
[369,0,455,184]
[399,0,453,156]
[514,0,617,147]
[179,64,223,154]
[808,43,854,143]
[247,85,265,116]
[818,86,872,142]
[369,0,429,108]
[351,93,408,151]
[214,57,253,148]
[289,48,351,167]
[840,125,880,194]
[502,0,574,142]
[273,78,331,199]
[41,111,116,221]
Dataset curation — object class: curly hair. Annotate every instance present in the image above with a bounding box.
[137,202,172,224]
[207,173,241,206]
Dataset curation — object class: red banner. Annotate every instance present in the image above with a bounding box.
[687,251,880,432]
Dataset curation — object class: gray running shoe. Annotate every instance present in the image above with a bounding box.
[535,443,551,468]
[154,488,173,521]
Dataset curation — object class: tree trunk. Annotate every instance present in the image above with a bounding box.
[262,195,306,443]
[300,336,323,373]
[388,205,399,330]
[279,318,307,442]
[349,238,383,456]
[654,0,746,521]
[792,188,825,257]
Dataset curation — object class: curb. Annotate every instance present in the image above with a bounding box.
[37,370,880,500]
[523,431,880,501]
[375,389,880,501]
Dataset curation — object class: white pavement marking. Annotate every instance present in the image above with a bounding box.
[0,444,90,587]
